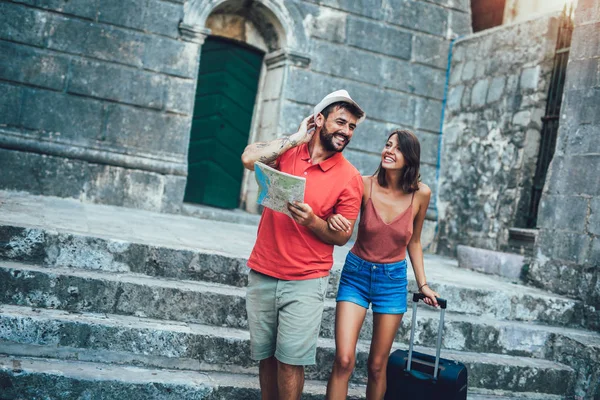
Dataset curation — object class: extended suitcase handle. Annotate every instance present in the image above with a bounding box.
[407,293,447,379]
[412,293,447,309]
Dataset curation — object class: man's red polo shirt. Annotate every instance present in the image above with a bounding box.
[248,143,363,280]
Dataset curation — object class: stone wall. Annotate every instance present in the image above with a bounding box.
[0,0,472,216]
[279,0,472,193]
[436,14,560,255]
[0,0,197,212]
[527,0,600,332]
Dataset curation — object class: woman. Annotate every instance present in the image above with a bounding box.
[325,129,440,400]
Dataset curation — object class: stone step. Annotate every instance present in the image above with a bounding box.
[0,305,575,394]
[0,355,365,400]
[0,223,584,328]
[3,261,598,360]
[0,355,564,400]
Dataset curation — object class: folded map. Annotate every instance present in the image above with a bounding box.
[254,161,306,218]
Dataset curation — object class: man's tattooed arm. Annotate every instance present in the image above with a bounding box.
[240,115,314,171]
[241,136,299,171]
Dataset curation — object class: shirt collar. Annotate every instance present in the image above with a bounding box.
[299,143,344,172]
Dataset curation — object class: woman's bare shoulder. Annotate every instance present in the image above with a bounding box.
[417,182,432,197]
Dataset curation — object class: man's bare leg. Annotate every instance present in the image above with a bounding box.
[260,356,279,400]
[278,361,304,400]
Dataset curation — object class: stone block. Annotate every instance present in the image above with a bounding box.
[547,155,600,196]
[318,0,383,19]
[20,90,104,142]
[347,17,411,59]
[512,110,531,127]
[311,40,382,86]
[11,0,99,19]
[570,22,600,60]
[537,195,589,232]
[589,237,600,266]
[348,118,396,154]
[0,83,23,127]
[415,98,443,132]
[96,0,146,31]
[278,100,313,134]
[566,59,600,92]
[590,198,600,236]
[447,85,464,111]
[165,76,196,115]
[461,85,471,108]
[412,34,450,70]
[97,0,182,38]
[69,59,165,110]
[471,79,489,107]
[449,63,463,85]
[0,42,68,91]
[104,105,190,156]
[520,66,541,91]
[449,9,472,37]
[382,60,445,99]
[384,0,448,37]
[461,60,476,81]
[0,2,49,47]
[577,88,600,126]
[304,5,346,43]
[46,15,145,68]
[457,245,524,279]
[537,229,591,264]
[423,0,471,12]
[143,36,199,78]
[411,63,446,100]
[380,58,414,93]
[575,0,600,25]
[415,130,440,166]
[144,0,183,38]
[343,149,380,175]
[486,76,505,104]
[565,124,600,155]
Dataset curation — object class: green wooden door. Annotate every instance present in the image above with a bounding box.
[185,36,264,208]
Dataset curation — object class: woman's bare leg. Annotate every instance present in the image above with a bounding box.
[326,301,368,400]
[366,313,403,400]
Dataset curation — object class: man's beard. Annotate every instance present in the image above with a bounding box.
[320,125,350,152]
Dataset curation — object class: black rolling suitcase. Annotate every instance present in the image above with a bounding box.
[384,293,468,400]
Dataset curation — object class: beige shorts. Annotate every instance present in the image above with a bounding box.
[246,269,328,366]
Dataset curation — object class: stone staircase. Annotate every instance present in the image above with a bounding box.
[0,191,598,399]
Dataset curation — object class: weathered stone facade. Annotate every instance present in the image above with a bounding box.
[436,14,560,254]
[0,0,471,218]
[527,0,600,334]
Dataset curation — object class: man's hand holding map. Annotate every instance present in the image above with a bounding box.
[254,161,306,218]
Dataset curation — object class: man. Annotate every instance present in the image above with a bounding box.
[240,90,366,400]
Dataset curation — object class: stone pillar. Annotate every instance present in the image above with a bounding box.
[241,49,310,214]
[527,0,600,330]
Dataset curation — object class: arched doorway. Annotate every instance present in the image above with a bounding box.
[184,36,265,209]
[180,0,311,212]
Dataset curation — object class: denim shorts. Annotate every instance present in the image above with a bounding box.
[336,251,408,314]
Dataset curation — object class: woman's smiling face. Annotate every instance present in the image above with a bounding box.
[381,133,405,170]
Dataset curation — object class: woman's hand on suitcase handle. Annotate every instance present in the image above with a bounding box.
[420,285,440,307]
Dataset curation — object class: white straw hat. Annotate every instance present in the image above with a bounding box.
[313,90,366,124]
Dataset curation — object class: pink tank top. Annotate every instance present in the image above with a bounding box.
[351,179,414,263]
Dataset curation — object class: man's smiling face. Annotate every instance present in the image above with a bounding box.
[319,107,358,152]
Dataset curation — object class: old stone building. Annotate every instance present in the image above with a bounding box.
[0,0,469,225]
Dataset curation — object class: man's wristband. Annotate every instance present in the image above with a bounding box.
[418,283,428,291]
